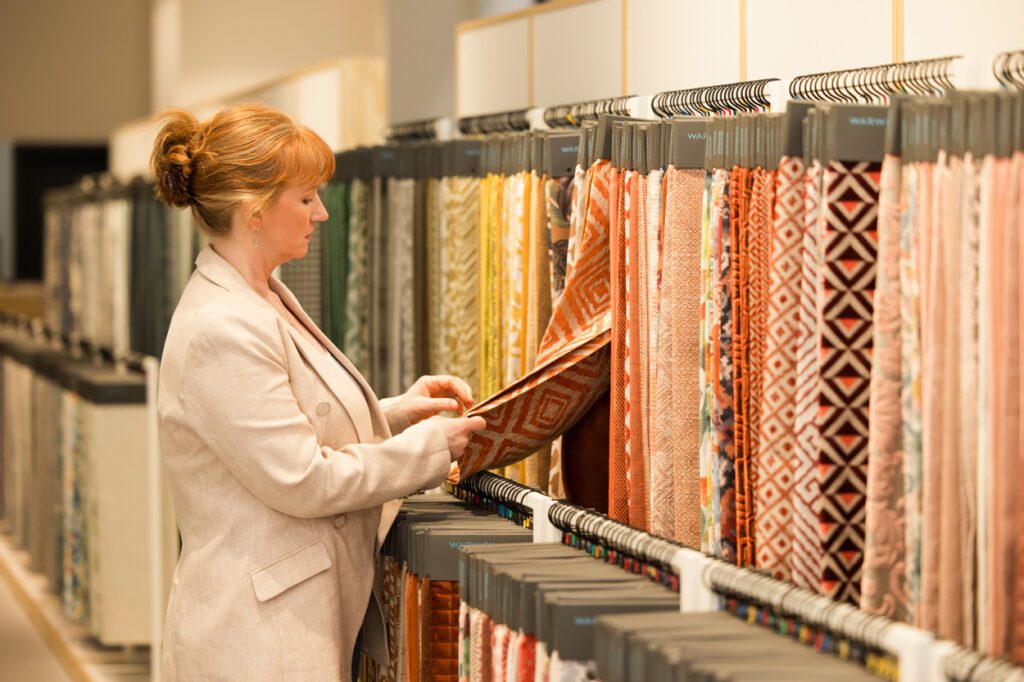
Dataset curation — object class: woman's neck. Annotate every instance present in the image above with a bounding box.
[210,236,277,298]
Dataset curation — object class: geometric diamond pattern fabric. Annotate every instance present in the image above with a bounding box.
[755,157,805,580]
[816,159,882,605]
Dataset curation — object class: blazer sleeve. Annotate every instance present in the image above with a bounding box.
[179,311,452,519]
[378,396,413,435]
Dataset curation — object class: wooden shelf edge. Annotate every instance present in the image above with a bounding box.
[0,533,97,682]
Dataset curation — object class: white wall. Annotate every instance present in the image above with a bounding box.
[388,0,476,125]
[0,0,151,141]
[627,0,740,97]
[904,0,1024,88]
[153,0,387,109]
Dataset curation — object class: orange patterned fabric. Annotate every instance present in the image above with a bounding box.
[428,580,460,682]
[609,167,629,523]
[462,161,614,476]
[625,170,646,529]
[651,167,706,546]
[730,167,755,566]
[460,332,611,475]
[404,571,421,681]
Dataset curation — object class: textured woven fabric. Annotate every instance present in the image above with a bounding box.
[861,154,910,622]
[491,623,510,682]
[404,570,421,681]
[977,157,994,653]
[1009,151,1024,662]
[461,332,610,476]
[610,167,629,524]
[537,162,612,364]
[368,176,389,393]
[985,156,1018,657]
[441,177,482,397]
[790,161,824,591]
[515,633,536,682]
[650,167,705,545]
[698,171,718,552]
[640,170,662,530]
[381,556,401,682]
[61,390,88,624]
[344,180,371,377]
[730,166,754,567]
[427,580,460,681]
[460,601,471,682]
[958,154,982,649]
[746,167,774,567]
[755,157,806,579]
[523,172,553,490]
[427,179,445,376]
[900,163,924,619]
[502,172,533,484]
[545,175,577,498]
[626,170,648,529]
[469,607,485,682]
[479,174,503,402]
[712,168,736,562]
[388,178,418,395]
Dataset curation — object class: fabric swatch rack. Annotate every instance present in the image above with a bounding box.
[541,95,635,129]
[385,117,455,143]
[42,174,199,361]
[650,78,783,117]
[458,110,532,136]
[0,314,157,646]
[788,55,962,103]
[993,49,1024,89]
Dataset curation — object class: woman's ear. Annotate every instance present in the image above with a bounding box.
[242,201,262,230]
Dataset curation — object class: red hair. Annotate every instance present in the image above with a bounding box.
[150,103,335,235]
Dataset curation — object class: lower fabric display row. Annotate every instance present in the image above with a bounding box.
[361,492,878,682]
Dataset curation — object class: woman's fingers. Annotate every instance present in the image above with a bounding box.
[419,375,476,408]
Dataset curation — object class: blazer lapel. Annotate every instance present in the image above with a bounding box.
[270,278,391,439]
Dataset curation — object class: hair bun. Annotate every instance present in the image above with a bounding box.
[151,110,201,208]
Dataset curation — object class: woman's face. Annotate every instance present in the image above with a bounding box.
[257,184,328,263]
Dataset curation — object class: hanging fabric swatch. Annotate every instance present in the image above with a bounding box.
[461,161,614,477]
[650,167,706,546]
[861,153,909,622]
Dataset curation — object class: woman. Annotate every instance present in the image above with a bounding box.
[153,103,485,681]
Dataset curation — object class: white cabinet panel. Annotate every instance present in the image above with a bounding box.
[457,18,531,116]
[533,0,622,107]
[627,0,742,96]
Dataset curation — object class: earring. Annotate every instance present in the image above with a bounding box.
[253,232,260,248]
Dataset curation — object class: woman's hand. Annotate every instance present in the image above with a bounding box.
[432,415,488,461]
[399,375,476,424]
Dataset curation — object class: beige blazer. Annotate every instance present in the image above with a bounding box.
[157,246,452,681]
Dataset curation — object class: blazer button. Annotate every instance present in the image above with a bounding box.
[316,402,331,416]
[333,515,347,529]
